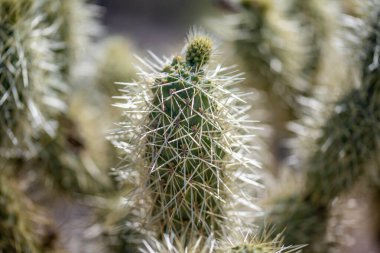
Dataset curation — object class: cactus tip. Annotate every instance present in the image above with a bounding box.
[185,36,213,68]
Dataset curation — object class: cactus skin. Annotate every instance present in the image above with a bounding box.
[0,174,58,253]
[114,30,258,242]
[0,0,65,159]
[263,6,380,252]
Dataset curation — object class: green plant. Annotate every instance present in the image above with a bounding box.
[286,0,337,78]
[0,0,65,159]
[112,29,260,245]
[232,0,307,105]
[96,37,136,98]
[262,5,380,252]
[33,113,114,194]
[0,174,58,253]
[218,0,310,167]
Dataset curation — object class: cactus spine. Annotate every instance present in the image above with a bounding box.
[113,29,259,245]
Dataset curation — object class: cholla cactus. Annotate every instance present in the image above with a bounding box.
[230,0,307,104]
[112,29,259,243]
[51,0,101,80]
[141,231,303,253]
[285,0,338,78]
[0,0,66,159]
[0,174,58,253]
[0,0,111,195]
[263,4,380,252]
[96,37,136,99]
[261,191,328,252]
[216,0,310,168]
[33,113,113,194]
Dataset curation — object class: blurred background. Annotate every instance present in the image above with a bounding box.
[97,0,218,55]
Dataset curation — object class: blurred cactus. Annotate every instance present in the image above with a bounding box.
[0,0,113,196]
[51,0,102,80]
[111,29,260,246]
[0,174,59,253]
[96,37,136,99]
[285,0,338,78]
[261,191,328,252]
[216,0,310,167]
[33,113,113,194]
[139,230,303,253]
[0,0,66,159]
[262,4,380,252]
[231,0,307,105]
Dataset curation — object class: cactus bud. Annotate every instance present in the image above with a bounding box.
[185,36,212,69]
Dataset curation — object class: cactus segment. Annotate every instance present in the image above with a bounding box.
[113,29,259,241]
[0,0,66,159]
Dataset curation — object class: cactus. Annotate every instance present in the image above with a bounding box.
[49,0,101,80]
[0,0,66,159]
[261,191,328,252]
[0,174,59,253]
[112,29,259,244]
[262,4,380,252]
[0,0,112,196]
[96,37,136,99]
[233,0,307,100]
[286,0,338,78]
[141,232,303,253]
[217,0,310,167]
[32,113,113,194]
